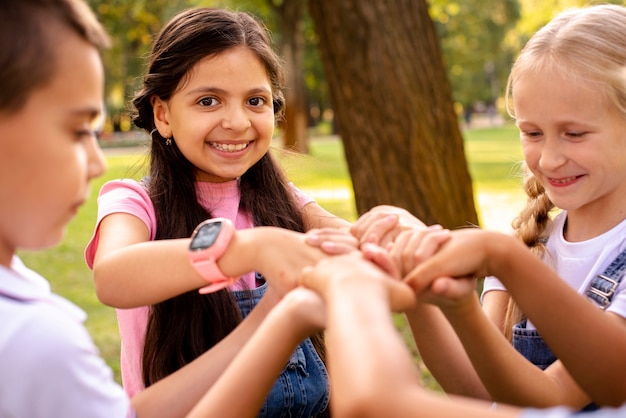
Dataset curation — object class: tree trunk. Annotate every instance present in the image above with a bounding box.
[273,0,309,153]
[309,0,478,228]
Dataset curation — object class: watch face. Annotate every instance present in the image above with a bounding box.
[190,221,222,250]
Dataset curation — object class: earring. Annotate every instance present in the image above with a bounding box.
[165,137,172,146]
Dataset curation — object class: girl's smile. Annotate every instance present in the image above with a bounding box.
[514,68,626,239]
[152,46,275,183]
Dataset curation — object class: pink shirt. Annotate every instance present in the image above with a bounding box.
[85,178,313,396]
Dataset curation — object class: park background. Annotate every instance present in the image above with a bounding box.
[17,0,623,388]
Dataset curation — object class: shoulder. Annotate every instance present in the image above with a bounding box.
[99,178,150,202]
[0,297,129,416]
[95,178,156,230]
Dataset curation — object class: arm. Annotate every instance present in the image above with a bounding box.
[130,287,285,417]
[185,287,325,418]
[299,254,521,418]
[407,228,626,406]
[404,300,493,399]
[93,213,328,307]
[301,201,352,230]
[379,227,589,407]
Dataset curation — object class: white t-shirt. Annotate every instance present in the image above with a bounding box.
[521,404,626,418]
[0,256,132,417]
[482,211,626,329]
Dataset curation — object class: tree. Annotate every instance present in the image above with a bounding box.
[89,0,198,131]
[265,0,310,152]
[309,0,478,228]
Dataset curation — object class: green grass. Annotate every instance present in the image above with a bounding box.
[16,122,524,388]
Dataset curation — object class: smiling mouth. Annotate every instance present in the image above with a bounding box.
[209,142,250,152]
[549,175,579,184]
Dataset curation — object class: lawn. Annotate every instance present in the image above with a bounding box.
[17,122,525,387]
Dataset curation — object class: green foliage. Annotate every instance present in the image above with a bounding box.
[429,0,521,108]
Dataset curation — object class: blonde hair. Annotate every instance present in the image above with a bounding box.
[503,4,626,340]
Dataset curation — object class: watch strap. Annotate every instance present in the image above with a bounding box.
[194,258,238,294]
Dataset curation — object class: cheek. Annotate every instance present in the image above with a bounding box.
[256,115,275,138]
[521,144,540,168]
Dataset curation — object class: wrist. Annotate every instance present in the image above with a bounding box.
[485,232,521,282]
[188,218,237,293]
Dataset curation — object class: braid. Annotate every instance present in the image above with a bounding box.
[503,165,554,341]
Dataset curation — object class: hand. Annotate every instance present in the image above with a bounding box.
[403,227,499,294]
[255,228,331,296]
[387,225,451,277]
[416,276,479,313]
[299,252,416,313]
[305,227,360,255]
[274,287,326,336]
[350,205,427,248]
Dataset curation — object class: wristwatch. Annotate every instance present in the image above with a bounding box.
[189,217,237,293]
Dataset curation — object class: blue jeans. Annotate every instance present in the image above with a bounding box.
[233,282,330,417]
[513,319,597,412]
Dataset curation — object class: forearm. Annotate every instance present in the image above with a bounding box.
[186,289,312,418]
[487,233,626,406]
[93,238,205,307]
[325,281,422,417]
[405,303,491,399]
[443,295,578,407]
[93,227,287,308]
[130,287,281,417]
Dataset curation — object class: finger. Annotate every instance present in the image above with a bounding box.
[359,214,399,246]
[320,241,359,255]
[430,276,476,300]
[362,243,401,278]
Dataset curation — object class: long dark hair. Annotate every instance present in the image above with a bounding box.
[131,7,323,387]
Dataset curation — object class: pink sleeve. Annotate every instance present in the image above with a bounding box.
[288,182,315,208]
[84,179,157,269]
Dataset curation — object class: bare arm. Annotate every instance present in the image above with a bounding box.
[130,286,283,417]
[404,301,492,400]
[301,201,351,230]
[93,213,329,307]
[299,254,522,418]
[407,228,626,406]
[185,287,323,418]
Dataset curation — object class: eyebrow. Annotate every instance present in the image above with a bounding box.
[185,86,272,97]
[70,106,102,119]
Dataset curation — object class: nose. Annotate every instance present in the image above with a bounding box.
[538,135,567,171]
[221,105,251,132]
[87,135,106,179]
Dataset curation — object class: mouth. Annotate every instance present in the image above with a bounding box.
[547,175,582,185]
[209,141,251,152]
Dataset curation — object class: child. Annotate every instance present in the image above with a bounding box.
[0,1,331,416]
[295,251,626,418]
[85,6,352,415]
[347,4,626,410]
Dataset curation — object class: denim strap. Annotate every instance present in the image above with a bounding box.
[585,248,626,309]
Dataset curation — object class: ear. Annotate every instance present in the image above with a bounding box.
[151,95,172,137]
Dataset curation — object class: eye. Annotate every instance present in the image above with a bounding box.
[520,130,542,140]
[198,97,219,107]
[247,96,267,107]
[565,131,585,138]
[76,129,98,141]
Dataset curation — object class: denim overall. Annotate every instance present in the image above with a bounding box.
[232,276,330,418]
[512,249,626,412]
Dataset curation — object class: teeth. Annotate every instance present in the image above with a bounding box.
[210,142,249,152]
[551,176,577,184]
